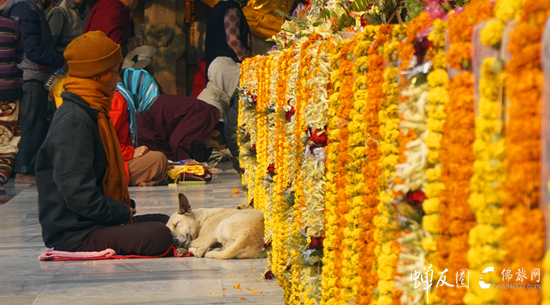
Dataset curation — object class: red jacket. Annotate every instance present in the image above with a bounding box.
[84,0,132,45]
[192,58,207,98]
[110,91,133,183]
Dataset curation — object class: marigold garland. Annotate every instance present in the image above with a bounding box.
[321,36,357,305]
[464,57,506,305]
[437,3,492,303]
[480,0,526,47]
[270,47,294,295]
[378,25,404,305]
[499,1,549,303]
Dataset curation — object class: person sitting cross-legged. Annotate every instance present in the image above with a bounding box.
[35,31,172,255]
[110,68,167,187]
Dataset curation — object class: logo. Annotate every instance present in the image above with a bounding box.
[479,266,494,289]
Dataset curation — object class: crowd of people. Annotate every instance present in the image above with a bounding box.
[0,0,252,255]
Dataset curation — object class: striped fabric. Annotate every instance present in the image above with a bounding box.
[116,68,159,147]
[0,16,22,100]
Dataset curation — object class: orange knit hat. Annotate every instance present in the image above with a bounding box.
[64,31,123,78]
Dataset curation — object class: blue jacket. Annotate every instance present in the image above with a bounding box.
[3,0,64,82]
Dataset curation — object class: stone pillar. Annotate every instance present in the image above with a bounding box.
[144,0,186,95]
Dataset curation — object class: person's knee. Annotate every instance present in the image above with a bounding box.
[149,151,167,168]
[146,223,172,254]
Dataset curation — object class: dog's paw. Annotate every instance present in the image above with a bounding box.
[176,248,188,256]
[189,247,200,257]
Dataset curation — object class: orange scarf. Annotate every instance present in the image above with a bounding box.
[64,76,131,207]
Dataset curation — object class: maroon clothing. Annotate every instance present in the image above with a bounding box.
[84,0,131,45]
[137,95,220,161]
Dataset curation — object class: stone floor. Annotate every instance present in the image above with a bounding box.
[0,169,284,305]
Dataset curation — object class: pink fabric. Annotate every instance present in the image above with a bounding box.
[38,245,192,261]
[39,248,116,261]
[224,8,250,61]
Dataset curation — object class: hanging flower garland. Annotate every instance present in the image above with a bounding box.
[261,53,279,275]
[253,55,272,214]
[321,38,343,304]
[499,1,549,303]
[238,56,260,204]
[377,23,405,305]
[423,21,448,304]
[464,57,506,305]
[276,38,305,302]
[480,0,527,47]
[303,38,335,305]
[437,2,492,303]
[268,47,294,289]
[359,23,393,305]
[271,43,303,302]
[321,36,356,305]
[447,0,493,70]
[289,35,323,305]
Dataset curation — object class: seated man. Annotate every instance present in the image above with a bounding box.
[111,68,168,187]
[137,95,226,162]
[35,31,172,255]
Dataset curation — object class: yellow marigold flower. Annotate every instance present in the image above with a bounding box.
[480,20,504,47]
[427,69,449,87]
[422,214,440,233]
[423,198,440,214]
[378,295,393,305]
[428,87,450,104]
[475,208,503,226]
[349,133,367,147]
[468,192,487,213]
[428,104,447,120]
[422,236,437,252]
[425,131,442,150]
[427,150,439,165]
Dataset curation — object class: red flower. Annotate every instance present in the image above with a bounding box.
[406,190,426,207]
[360,14,368,26]
[263,241,272,249]
[309,236,324,251]
[267,164,275,173]
[264,270,275,279]
[311,128,327,145]
[250,144,256,154]
[285,101,295,121]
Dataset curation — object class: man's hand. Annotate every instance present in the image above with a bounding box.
[133,145,149,158]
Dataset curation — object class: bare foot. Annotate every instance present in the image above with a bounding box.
[14,173,35,184]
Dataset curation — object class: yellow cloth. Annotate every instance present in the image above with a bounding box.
[167,165,206,183]
[64,31,122,78]
[53,73,69,108]
[200,0,287,38]
[63,76,131,207]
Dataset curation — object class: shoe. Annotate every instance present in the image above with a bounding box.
[14,173,35,184]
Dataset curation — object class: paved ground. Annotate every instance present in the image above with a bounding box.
[0,168,284,305]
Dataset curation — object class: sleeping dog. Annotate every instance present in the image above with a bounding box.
[167,193,264,259]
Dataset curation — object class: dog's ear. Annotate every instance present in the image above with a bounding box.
[178,193,192,214]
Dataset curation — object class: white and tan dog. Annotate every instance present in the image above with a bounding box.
[167,193,265,259]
